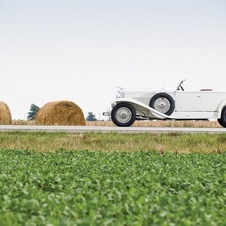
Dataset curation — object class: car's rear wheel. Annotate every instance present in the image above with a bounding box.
[218,107,226,128]
[149,93,175,116]
[111,103,136,127]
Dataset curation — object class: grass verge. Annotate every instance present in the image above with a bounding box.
[0,131,226,153]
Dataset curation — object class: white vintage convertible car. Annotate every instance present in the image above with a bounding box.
[110,80,226,127]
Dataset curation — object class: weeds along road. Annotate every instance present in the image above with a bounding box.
[0,125,226,133]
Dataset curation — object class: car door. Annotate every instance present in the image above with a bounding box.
[173,91,201,112]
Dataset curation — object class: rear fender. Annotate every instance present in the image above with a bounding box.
[216,99,226,118]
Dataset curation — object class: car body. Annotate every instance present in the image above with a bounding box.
[110,80,226,127]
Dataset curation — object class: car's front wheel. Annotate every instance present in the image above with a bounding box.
[111,103,136,127]
[218,107,226,128]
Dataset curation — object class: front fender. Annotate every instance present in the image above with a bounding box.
[114,98,173,119]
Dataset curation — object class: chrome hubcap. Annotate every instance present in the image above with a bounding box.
[154,97,170,113]
[115,107,132,123]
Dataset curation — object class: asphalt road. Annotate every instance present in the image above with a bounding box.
[0,125,226,133]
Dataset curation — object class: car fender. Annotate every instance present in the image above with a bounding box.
[216,99,226,118]
[114,98,174,119]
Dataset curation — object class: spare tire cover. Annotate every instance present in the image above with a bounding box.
[149,93,175,116]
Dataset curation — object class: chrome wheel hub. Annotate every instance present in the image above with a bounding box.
[115,107,132,123]
[154,97,170,113]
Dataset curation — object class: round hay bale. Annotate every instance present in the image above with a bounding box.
[0,101,12,125]
[36,101,86,126]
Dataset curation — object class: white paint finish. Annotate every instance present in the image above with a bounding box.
[173,92,201,112]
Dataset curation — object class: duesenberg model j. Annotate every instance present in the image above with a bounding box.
[109,80,226,127]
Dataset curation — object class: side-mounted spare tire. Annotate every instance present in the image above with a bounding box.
[217,106,226,128]
[111,103,136,127]
[149,93,175,116]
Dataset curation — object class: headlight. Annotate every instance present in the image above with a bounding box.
[116,87,125,98]
[111,102,117,108]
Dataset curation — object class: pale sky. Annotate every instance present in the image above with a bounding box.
[0,0,226,120]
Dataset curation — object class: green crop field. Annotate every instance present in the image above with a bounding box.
[0,131,226,225]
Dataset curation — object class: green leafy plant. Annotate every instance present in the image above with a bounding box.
[0,150,226,225]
